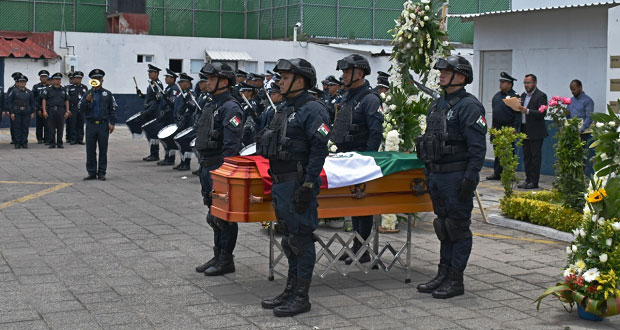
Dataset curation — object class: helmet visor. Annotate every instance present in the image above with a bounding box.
[336,59,353,71]
[433,58,450,71]
[274,59,294,73]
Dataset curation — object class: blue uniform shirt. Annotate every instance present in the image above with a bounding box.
[79,88,118,123]
[203,91,243,158]
[491,89,520,129]
[568,92,594,133]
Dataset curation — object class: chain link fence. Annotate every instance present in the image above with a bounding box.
[447,0,509,44]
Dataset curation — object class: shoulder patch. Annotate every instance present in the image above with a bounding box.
[476,116,487,128]
[229,116,241,127]
[317,123,330,136]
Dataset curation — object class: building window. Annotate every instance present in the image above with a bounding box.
[244,61,257,73]
[137,54,153,63]
[212,60,237,71]
[264,61,276,74]
[169,59,183,73]
[190,59,205,74]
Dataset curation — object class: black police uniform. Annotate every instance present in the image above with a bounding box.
[417,87,487,298]
[32,79,49,143]
[195,91,243,275]
[142,79,164,160]
[8,86,35,148]
[258,100,282,132]
[489,81,520,178]
[67,79,88,144]
[332,80,384,264]
[173,84,197,169]
[0,84,4,122]
[79,72,117,179]
[156,71,180,166]
[5,80,18,144]
[41,84,69,147]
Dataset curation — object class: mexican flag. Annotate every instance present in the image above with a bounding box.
[241,152,424,195]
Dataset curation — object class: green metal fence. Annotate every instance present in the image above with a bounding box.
[448,0,509,44]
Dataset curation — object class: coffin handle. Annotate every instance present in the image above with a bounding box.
[212,192,229,202]
[249,194,264,204]
[349,183,366,199]
[410,178,427,196]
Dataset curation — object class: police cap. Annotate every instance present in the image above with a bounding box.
[336,54,371,76]
[164,68,178,79]
[266,70,274,76]
[273,58,317,88]
[248,73,265,81]
[147,64,162,73]
[178,72,193,82]
[89,69,105,78]
[321,75,339,86]
[201,62,235,86]
[238,82,256,92]
[17,75,28,82]
[74,71,84,78]
[235,69,248,78]
[12,72,23,80]
[38,70,50,77]
[500,72,516,83]
[308,87,324,98]
[377,76,389,88]
[68,72,74,79]
[269,83,281,93]
[51,72,63,80]
[434,55,473,85]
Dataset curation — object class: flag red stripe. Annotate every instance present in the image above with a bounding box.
[240,156,328,195]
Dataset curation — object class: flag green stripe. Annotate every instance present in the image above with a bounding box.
[357,151,425,176]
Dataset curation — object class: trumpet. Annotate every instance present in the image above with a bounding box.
[89,79,100,88]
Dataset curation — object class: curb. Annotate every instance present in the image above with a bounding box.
[487,213,574,243]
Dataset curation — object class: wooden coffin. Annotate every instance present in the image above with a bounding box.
[210,156,433,223]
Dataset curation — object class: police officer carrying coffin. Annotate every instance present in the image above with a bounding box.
[137,64,165,161]
[67,71,88,145]
[332,54,384,265]
[32,70,50,144]
[258,58,330,317]
[156,69,181,166]
[172,73,197,171]
[193,63,243,276]
[41,72,70,149]
[415,55,486,299]
[80,69,117,181]
[7,75,35,149]
[486,72,520,180]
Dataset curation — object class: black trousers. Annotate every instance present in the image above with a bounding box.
[86,121,109,176]
[47,108,65,146]
[522,138,543,185]
[35,111,48,142]
[69,109,85,142]
[13,112,31,146]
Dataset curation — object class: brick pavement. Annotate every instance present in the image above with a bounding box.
[1,127,619,330]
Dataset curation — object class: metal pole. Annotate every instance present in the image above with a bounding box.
[33,0,36,32]
[268,221,275,281]
[371,0,375,39]
[192,0,195,37]
[284,0,288,39]
[163,0,167,35]
[299,0,303,35]
[219,0,223,38]
[257,0,261,39]
[244,0,248,39]
[336,0,340,38]
[73,0,77,31]
[270,0,273,40]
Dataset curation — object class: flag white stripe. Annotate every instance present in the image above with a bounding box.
[323,152,383,188]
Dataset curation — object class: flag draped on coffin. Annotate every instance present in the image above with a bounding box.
[241,152,425,195]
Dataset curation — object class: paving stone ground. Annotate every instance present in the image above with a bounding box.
[1,126,619,330]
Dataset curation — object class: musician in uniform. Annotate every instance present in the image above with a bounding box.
[137,64,164,161]
[32,70,50,144]
[172,73,197,171]
[80,69,117,181]
[375,71,390,95]
[321,75,341,124]
[67,71,88,145]
[156,69,180,166]
[41,72,70,149]
[238,82,259,147]
[415,55,486,299]
[332,54,384,265]
[5,72,23,145]
[193,63,243,276]
[257,82,283,132]
[7,75,35,149]
[258,58,330,317]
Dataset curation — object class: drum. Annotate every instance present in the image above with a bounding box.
[190,138,198,159]
[157,124,179,151]
[174,127,197,160]
[141,119,165,141]
[126,112,146,138]
[239,142,256,156]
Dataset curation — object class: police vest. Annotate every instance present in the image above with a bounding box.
[194,96,240,153]
[331,88,380,148]
[255,105,313,163]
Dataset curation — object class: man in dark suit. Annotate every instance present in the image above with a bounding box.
[518,74,547,189]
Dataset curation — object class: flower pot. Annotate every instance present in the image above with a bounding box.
[327,219,344,229]
[379,226,400,234]
[577,304,603,322]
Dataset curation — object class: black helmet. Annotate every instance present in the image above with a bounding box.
[434,55,473,85]
[273,58,317,88]
[201,62,235,86]
[336,54,371,76]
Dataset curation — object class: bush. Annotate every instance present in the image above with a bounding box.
[500,191,582,232]
[553,117,586,212]
[489,127,526,198]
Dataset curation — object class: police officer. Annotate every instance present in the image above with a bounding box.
[80,69,117,181]
[65,73,74,144]
[67,71,88,145]
[320,75,341,124]
[138,64,164,161]
[487,72,520,180]
[7,75,35,149]
[238,82,259,147]
[257,82,283,132]
[333,54,384,265]
[193,63,243,276]
[41,72,70,148]
[32,70,50,144]
[415,55,486,299]
[248,73,266,116]
[258,58,330,317]
[375,71,390,95]
[172,73,197,171]
[5,72,23,145]
[156,69,181,166]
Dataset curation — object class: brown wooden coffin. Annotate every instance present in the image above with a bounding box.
[210,156,433,222]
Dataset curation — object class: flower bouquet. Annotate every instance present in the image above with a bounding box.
[539,95,571,127]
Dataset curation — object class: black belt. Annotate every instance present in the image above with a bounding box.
[89,119,107,124]
[428,161,468,173]
[48,105,62,111]
[16,106,26,111]
[200,155,224,168]
[269,170,301,184]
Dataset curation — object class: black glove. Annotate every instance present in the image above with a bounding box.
[293,184,314,213]
[458,178,476,203]
[136,87,143,97]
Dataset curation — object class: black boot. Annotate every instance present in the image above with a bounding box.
[417,264,449,293]
[195,247,220,273]
[261,273,296,309]
[143,154,159,161]
[273,277,312,317]
[432,266,464,299]
[204,251,235,276]
[157,156,175,166]
[341,240,360,261]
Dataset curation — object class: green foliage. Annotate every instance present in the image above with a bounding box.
[553,117,586,212]
[489,127,526,198]
[500,192,582,232]
[590,100,620,178]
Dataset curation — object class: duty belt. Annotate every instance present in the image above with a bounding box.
[428,161,468,173]
[269,171,300,184]
[48,105,62,111]
[89,119,107,124]
[17,106,26,111]
[200,155,224,168]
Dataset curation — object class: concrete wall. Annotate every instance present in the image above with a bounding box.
[608,6,620,106]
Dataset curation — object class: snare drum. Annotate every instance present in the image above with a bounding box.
[157,124,179,150]
[239,142,257,156]
[174,127,197,160]
[141,119,165,141]
[126,112,146,137]
[190,138,198,158]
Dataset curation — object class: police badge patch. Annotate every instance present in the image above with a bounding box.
[229,116,241,127]
[317,123,330,136]
[476,116,487,128]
